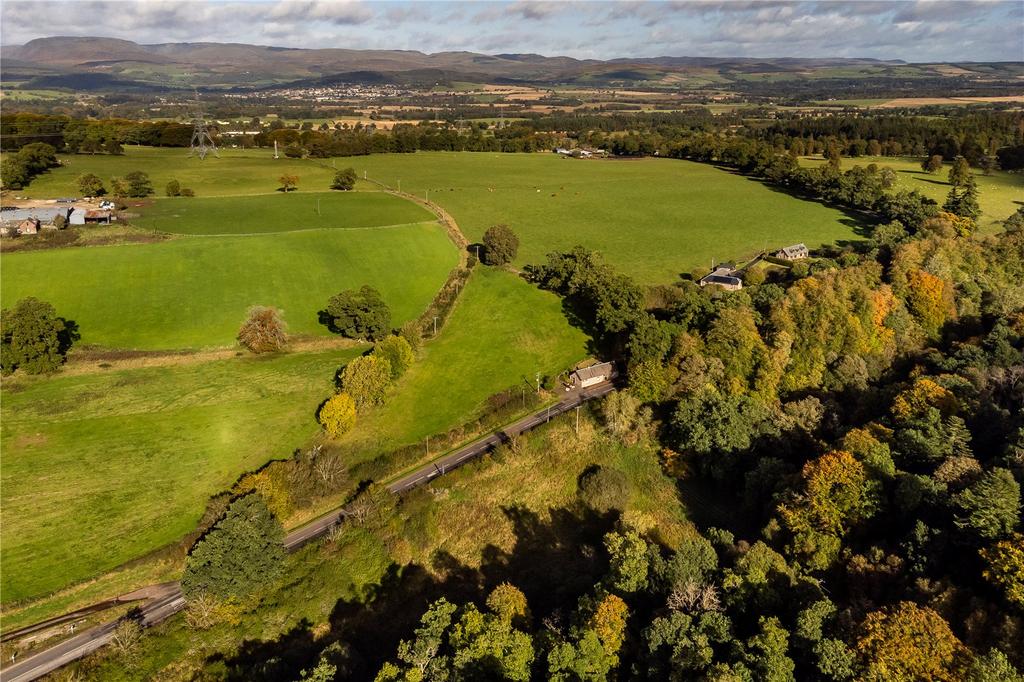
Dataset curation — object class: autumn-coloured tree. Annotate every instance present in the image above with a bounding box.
[374,335,415,380]
[279,174,299,192]
[778,450,877,570]
[319,392,357,438]
[486,583,531,627]
[890,377,958,424]
[588,594,628,656]
[905,269,954,338]
[237,306,288,353]
[856,602,966,682]
[340,355,392,409]
[980,534,1024,607]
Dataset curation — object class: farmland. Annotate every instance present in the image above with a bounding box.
[338,267,590,461]
[15,147,342,198]
[352,152,864,283]
[800,155,1023,233]
[0,222,456,349]
[132,191,434,235]
[0,346,363,602]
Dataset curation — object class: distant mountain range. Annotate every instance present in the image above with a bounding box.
[3,36,1022,95]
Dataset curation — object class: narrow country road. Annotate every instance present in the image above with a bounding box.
[0,379,616,682]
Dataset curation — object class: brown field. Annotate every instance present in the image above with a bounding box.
[876,95,1024,107]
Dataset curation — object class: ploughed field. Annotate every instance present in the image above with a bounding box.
[352,152,864,283]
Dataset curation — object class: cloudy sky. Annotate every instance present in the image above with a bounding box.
[2,0,1022,62]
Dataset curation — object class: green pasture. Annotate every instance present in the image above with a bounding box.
[800,155,1023,232]
[0,346,363,602]
[340,267,589,461]
[351,152,863,283]
[1,223,457,349]
[133,192,433,235]
[15,147,349,198]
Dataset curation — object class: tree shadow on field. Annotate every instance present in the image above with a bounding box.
[211,503,616,680]
[735,173,875,242]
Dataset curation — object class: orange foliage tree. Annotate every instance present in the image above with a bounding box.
[905,269,954,337]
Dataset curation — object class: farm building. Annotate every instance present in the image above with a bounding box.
[67,208,113,225]
[570,361,615,389]
[700,266,743,291]
[775,243,809,261]
[17,218,41,235]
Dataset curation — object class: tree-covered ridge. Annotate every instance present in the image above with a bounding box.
[351,215,1023,679]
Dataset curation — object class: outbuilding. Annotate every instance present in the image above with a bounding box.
[700,266,743,291]
[570,362,615,389]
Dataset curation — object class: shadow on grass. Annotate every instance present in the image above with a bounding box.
[209,504,616,680]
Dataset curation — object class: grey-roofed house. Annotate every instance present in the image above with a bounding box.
[700,266,743,291]
[775,243,809,261]
[570,362,615,389]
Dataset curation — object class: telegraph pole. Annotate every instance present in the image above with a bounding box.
[575,405,580,434]
[535,372,541,392]
[433,316,439,336]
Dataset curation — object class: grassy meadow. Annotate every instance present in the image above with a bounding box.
[352,152,864,283]
[14,147,344,198]
[339,267,590,461]
[800,155,1023,233]
[0,347,363,602]
[1,223,456,349]
[132,191,434,235]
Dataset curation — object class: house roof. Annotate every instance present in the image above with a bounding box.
[702,274,742,286]
[779,243,808,256]
[1,207,68,223]
[84,210,112,219]
[574,361,614,382]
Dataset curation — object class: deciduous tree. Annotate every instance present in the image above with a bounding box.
[77,172,105,196]
[1,297,75,375]
[374,335,414,380]
[331,167,357,190]
[855,602,965,682]
[319,392,357,438]
[340,355,392,408]
[237,306,288,353]
[323,285,391,340]
[482,224,520,266]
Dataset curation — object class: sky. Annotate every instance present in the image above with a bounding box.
[2,0,1022,63]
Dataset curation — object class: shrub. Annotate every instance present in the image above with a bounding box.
[578,466,631,513]
[319,392,357,438]
[374,335,415,379]
[482,224,520,266]
[77,172,105,197]
[180,187,195,197]
[124,170,153,197]
[165,179,181,197]
[237,306,288,353]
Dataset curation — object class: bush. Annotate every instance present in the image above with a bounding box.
[1,297,76,375]
[77,173,105,197]
[323,285,392,341]
[331,167,357,190]
[374,335,415,379]
[165,179,181,197]
[181,494,285,600]
[319,392,357,438]
[237,306,288,353]
[578,466,631,513]
[482,224,520,266]
[180,187,195,197]
[124,170,153,197]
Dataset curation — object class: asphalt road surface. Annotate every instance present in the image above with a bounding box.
[0,379,615,682]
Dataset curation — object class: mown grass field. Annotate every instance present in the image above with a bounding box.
[800,155,1023,233]
[339,267,590,461]
[132,191,434,234]
[15,147,344,198]
[0,347,363,603]
[352,152,863,283]
[1,223,457,349]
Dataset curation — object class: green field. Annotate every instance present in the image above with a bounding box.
[1,223,457,349]
[0,347,362,602]
[15,147,344,198]
[340,267,590,460]
[132,192,434,235]
[800,155,1023,233]
[352,152,863,283]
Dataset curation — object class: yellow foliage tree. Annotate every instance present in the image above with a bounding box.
[856,602,966,682]
[486,583,530,626]
[981,534,1024,607]
[890,377,958,424]
[319,392,357,438]
[905,269,954,337]
[588,593,628,656]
